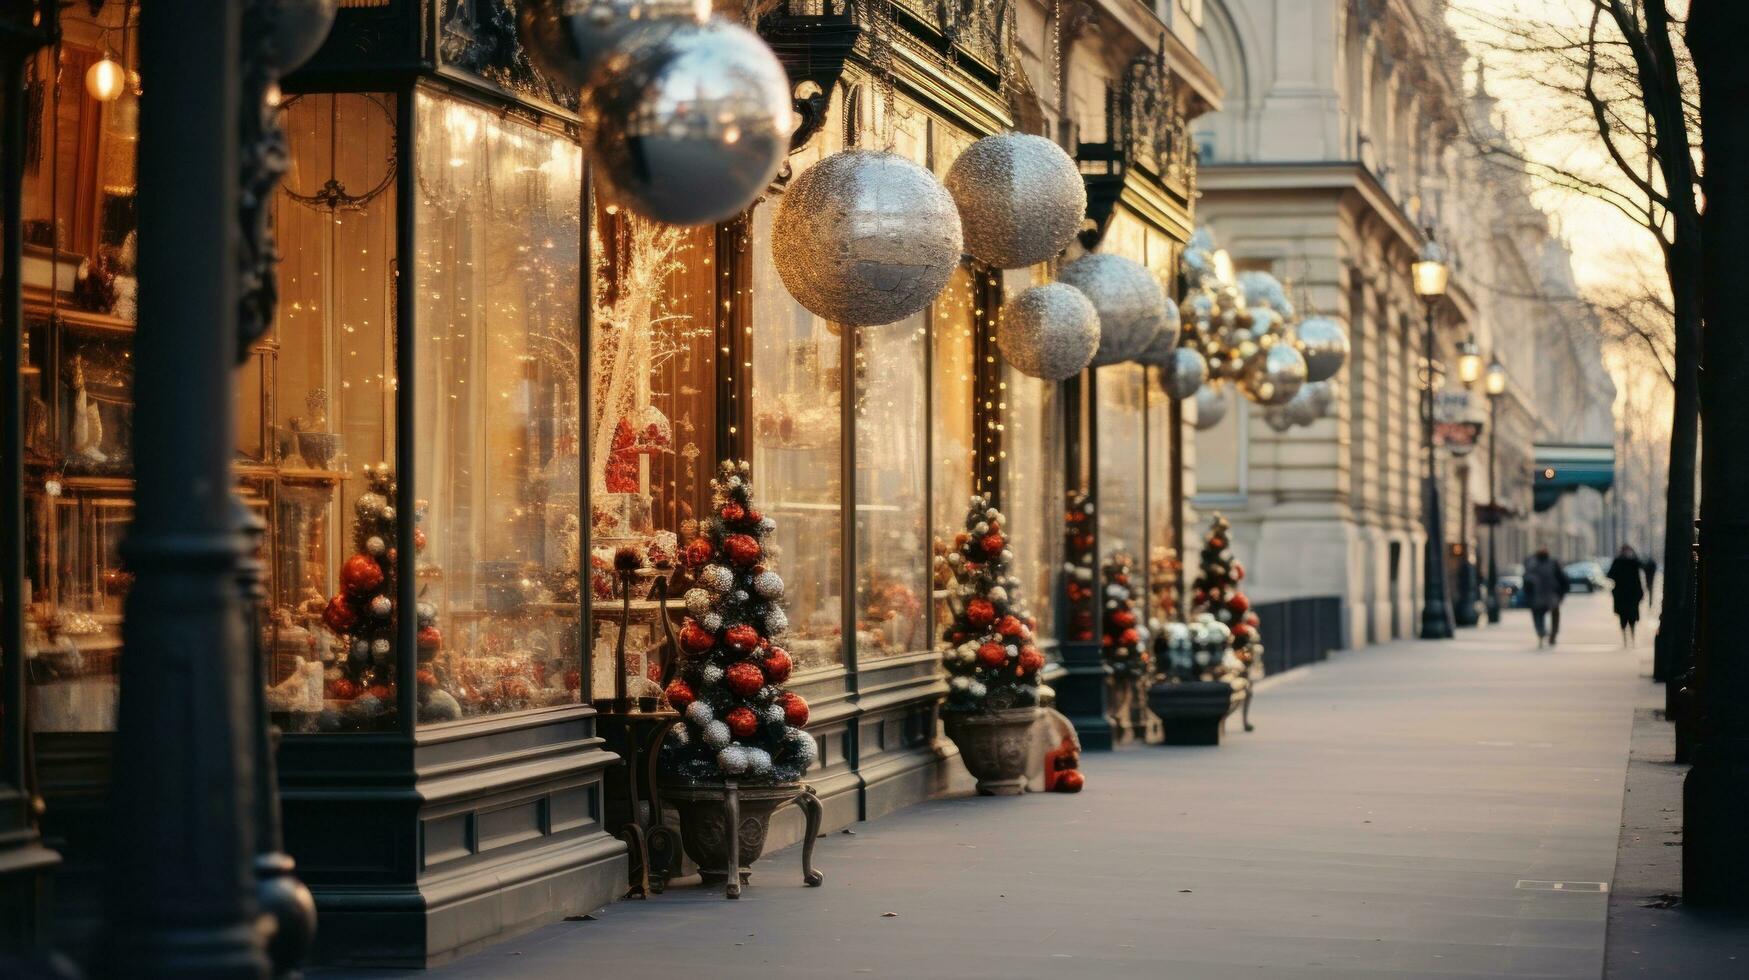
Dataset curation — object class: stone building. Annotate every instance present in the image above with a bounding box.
[1187,0,1615,647]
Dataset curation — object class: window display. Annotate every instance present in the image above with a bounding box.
[854,312,929,658]
[1002,363,1062,646]
[930,263,977,634]
[1096,362,1148,597]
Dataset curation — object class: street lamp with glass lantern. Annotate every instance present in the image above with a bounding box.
[1483,355,1508,624]
[1456,336,1482,386]
[1413,234,1455,639]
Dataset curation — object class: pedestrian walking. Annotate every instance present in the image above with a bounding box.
[1523,548,1568,648]
[1607,545,1646,646]
[1642,555,1658,609]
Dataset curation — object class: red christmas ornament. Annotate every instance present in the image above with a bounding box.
[1119,628,1140,645]
[726,706,760,738]
[1113,610,1137,628]
[414,527,427,552]
[325,677,358,700]
[416,669,438,689]
[1234,563,1246,581]
[761,647,793,684]
[367,684,393,701]
[1227,593,1250,614]
[780,691,810,727]
[679,619,716,654]
[1054,769,1085,793]
[498,678,531,701]
[724,624,760,653]
[725,662,765,697]
[1018,646,1045,674]
[323,594,359,633]
[723,533,761,566]
[564,669,582,692]
[1231,624,1253,643]
[416,626,442,651]
[982,534,1005,554]
[720,503,746,522]
[996,615,1024,638]
[976,641,1008,668]
[665,678,696,711]
[1244,612,1260,627]
[747,510,763,523]
[966,598,996,628]
[340,554,385,597]
[684,538,714,567]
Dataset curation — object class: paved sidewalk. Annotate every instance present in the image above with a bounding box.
[333,594,1642,979]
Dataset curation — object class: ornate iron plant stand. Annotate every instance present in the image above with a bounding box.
[657,780,825,899]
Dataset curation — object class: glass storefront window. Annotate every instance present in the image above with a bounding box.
[410,91,584,724]
[1003,364,1062,646]
[1097,363,1148,587]
[854,313,929,659]
[750,202,845,671]
[931,263,978,633]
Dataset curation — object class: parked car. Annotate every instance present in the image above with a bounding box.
[1497,563,1528,608]
[1563,560,1608,593]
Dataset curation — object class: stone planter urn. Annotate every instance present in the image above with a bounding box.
[1146,680,1241,745]
[659,780,824,898]
[942,706,1038,795]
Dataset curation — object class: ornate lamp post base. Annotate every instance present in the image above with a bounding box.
[1420,476,1454,640]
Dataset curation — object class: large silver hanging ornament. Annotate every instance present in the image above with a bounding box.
[1133,293,1184,366]
[1295,316,1350,383]
[1237,270,1294,320]
[943,133,1085,269]
[257,0,339,74]
[997,283,1100,381]
[518,0,705,88]
[1276,382,1323,429]
[1305,379,1336,417]
[1057,254,1167,367]
[1192,384,1229,430]
[588,18,791,226]
[1263,405,1297,432]
[1159,346,1208,400]
[1238,343,1308,406]
[773,149,963,326]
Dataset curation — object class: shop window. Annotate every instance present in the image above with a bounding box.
[1096,362,1148,592]
[930,263,978,634]
[749,202,845,671]
[1003,352,1063,646]
[854,311,929,658]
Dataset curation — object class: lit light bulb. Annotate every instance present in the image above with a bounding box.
[87,56,126,102]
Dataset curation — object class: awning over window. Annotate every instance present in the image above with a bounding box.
[1533,443,1614,512]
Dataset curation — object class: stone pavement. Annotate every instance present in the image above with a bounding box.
[331,594,1648,979]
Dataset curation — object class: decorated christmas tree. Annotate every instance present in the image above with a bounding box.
[320,464,449,723]
[1100,553,1149,679]
[660,460,817,784]
[1062,491,1096,642]
[940,494,1046,711]
[1162,514,1262,682]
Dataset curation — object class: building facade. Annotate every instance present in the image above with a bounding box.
[1188,0,1615,647]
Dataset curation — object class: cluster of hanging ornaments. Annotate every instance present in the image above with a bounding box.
[1164,228,1350,432]
[520,0,792,226]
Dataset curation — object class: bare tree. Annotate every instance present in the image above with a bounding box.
[1453,0,1699,682]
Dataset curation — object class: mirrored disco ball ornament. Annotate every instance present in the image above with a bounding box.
[1276,382,1324,428]
[773,149,964,326]
[1263,405,1296,432]
[997,283,1101,381]
[1057,254,1167,367]
[1295,316,1350,383]
[1192,384,1228,430]
[1305,379,1336,416]
[588,19,792,226]
[518,0,706,88]
[1238,343,1308,406]
[1159,346,1208,400]
[943,133,1085,269]
[1133,294,1184,367]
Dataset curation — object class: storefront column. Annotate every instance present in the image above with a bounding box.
[105,2,269,974]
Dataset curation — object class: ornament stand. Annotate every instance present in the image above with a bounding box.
[650,781,826,899]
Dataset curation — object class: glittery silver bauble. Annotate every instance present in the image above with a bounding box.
[996,283,1099,381]
[1262,405,1296,432]
[745,747,774,776]
[703,720,731,749]
[772,149,963,327]
[943,133,1084,269]
[1280,383,1322,427]
[764,606,789,636]
[700,565,734,594]
[1057,254,1168,367]
[716,745,751,774]
[1160,346,1208,399]
[684,588,713,618]
[1306,379,1336,416]
[589,19,790,226]
[355,492,386,519]
[700,611,724,634]
[365,535,386,557]
[1239,343,1308,406]
[1192,385,1229,430]
[753,570,784,599]
[1134,294,1184,366]
[1295,316,1350,383]
[685,700,714,725]
[700,664,724,686]
[369,595,392,619]
[1237,270,1294,319]
[785,727,818,765]
[518,0,703,88]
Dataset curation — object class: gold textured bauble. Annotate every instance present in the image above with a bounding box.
[1295,316,1351,382]
[772,149,964,327]
[944,133,1085,269]
[1057,254,1168,367]
[1238,344,1308,406]
[997,283,1101,381]
[589,19,790,226]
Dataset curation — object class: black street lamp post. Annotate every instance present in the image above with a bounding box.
[1453,337,1483,628]
[1484,356,1507,624]
[1413,235,1454,640]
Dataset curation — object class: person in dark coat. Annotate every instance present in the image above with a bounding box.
[1524,548,1569,649]
[1608,545,1646,646]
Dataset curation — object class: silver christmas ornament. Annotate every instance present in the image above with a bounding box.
[589,19,791,226]
[1239,344,1308,406]
[996,283,1100,381]
[518,0,704,88]
[943,133,1084,269]
[258,0,339,75]
[1306,379,1336,417]
[772,149,963,327]
[684,588,713,618]
[685,700,714,725]
[753,570,785,599]
[1192,385,1229,430]
[1295,316,1350,383]
[1133,294,1184,366]
[369,595,392,618]
[745,747,774,776]
[716,745,751,774]
[1160,346,1208,400]
[1237,270,1294,319]
[703,720,731,749]
[700,565,734,593]
[765,606,789,636]
[1057,254,1168,367]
